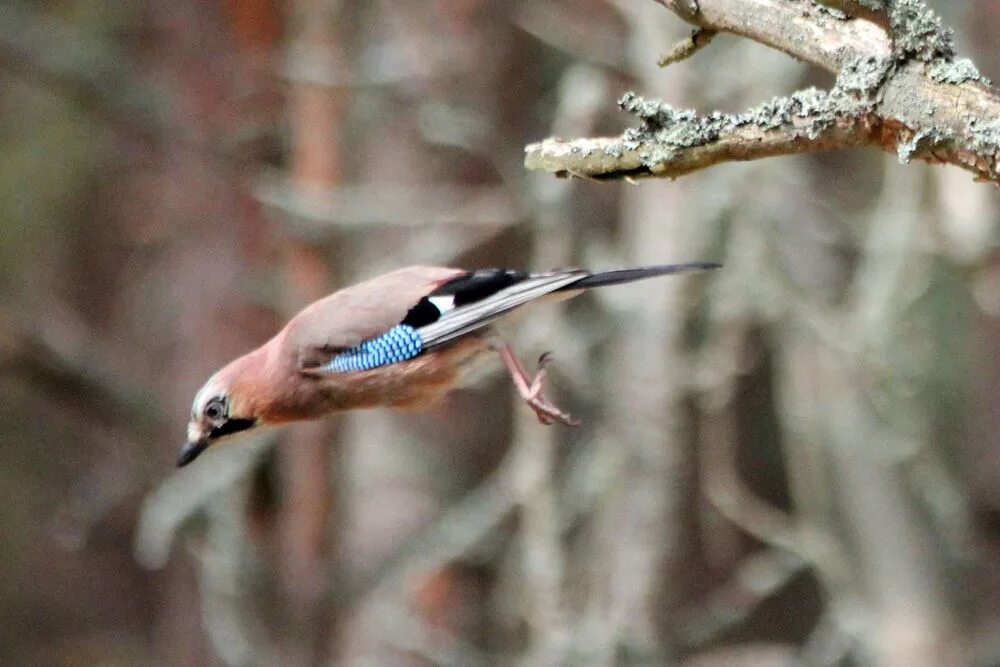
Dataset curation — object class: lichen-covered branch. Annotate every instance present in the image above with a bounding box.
[527,88,878,180]
[524,0,1000,183]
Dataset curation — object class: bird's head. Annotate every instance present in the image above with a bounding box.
[177,355,265,467]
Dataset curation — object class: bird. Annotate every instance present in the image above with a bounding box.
[177,262,719,467]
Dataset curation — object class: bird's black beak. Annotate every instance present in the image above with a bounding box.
[177,438,209,467]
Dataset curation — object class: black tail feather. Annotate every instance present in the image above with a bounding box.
[565,262,720,290]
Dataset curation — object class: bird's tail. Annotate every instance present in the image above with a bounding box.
[565,262,720,290]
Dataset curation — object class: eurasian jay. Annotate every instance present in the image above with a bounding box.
[178,262,718,467]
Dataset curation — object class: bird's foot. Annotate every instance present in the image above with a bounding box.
[499,345,580,427]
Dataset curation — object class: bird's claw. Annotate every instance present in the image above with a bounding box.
[524,353,579,427]
[527,395,580,427]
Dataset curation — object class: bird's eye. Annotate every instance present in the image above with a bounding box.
[204,398,226,423]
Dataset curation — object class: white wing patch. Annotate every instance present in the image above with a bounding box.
[427,295,456,314]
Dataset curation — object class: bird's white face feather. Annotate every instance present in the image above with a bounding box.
[191,374,223,415]
[188,374,229,439]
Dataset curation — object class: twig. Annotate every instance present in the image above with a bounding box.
[658,28,718,67]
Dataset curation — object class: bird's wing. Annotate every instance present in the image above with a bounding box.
[291,266,590,371]
[286,265,465,368]
[414,269,587,350]
[411,264,720,350]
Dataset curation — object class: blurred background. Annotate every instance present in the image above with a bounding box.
[2,1,1000,665]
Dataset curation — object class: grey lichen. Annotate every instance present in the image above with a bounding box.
[614,28,907,171]
[604,142,624,158]
[888,0,955,62]
[895,129,928,163]
[617,86,857,168]
[618,91,727,161]
[928,58,985,85]
[739,88,835,138]
[836,55,893,100]
[814,3,848,20]
[965,117,1000,173]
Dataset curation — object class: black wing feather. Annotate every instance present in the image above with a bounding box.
[430,268,528,304]
[569,262,720,289]
[401,269,529,327]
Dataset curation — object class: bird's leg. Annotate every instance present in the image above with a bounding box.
[497,343,580,427]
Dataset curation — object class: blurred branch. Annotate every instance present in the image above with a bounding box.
[198,488,279,667]
[1,314,166,549]
[344,456,521,612]
[0,314,163,435]
[514,3,627,70]
[47,434,141,552]
[569,7,706,659]
[0,5,173,138]
[377,598,490,667]
[799,610,858,667]
[501,63,612,665]
[678,547,807,648]
[525,0,1000,184]
[133,434,276,569]
[254,176,522,237]
[278,2,345,663]
[699,404,800,555]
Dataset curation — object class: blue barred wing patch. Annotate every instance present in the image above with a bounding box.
[322,324,424,372]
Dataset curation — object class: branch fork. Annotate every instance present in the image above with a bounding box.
[525,0,1000,184]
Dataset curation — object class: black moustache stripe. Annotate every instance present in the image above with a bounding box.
[210,418,257,440]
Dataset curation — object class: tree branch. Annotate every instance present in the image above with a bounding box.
[524,0,1000,183]
[657,28,718,68]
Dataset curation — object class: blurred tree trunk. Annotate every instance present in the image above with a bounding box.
[581,5,692,663]
[279,0,345,664]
